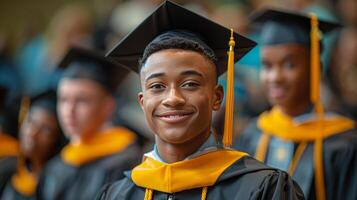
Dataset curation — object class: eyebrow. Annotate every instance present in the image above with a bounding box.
[145,72,165,82]
[180,70,204,78]
[145,70,204,82]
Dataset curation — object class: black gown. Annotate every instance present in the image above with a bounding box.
[0,156,16,197]
[1,178,34,200]
[235,117,357,200]
[96,154,304,200]
[37,144,141,200]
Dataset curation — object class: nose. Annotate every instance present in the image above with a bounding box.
[162,87,185,107]
[61,99,76,118]
[269,66,285,84]
[27,124,41,138]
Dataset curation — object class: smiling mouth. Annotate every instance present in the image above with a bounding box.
[269,87,287,99]
[156,111,194,123]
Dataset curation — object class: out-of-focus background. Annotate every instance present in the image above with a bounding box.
[0,0,356,146]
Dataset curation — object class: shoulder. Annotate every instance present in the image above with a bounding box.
[324,128,357,152]
[0,156,17,175]
[92,143,142,172]
[234,117,262,154]
[95,174,141,200]
[217,155,304,199]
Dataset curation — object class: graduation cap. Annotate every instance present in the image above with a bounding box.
[250,9,342,200]
[30,90,57,115]
[106,0,257,148]
[106,0,256,75]
[250,8,341,46]
[58,47,130,94]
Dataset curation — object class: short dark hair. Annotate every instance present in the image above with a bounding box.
[139,30,219,81]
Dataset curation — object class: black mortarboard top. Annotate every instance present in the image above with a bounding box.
[106,0,257,76]
[58,47,130,94]
[250,8,341,46]
[30,90,58,115]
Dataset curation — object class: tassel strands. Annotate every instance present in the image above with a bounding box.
[201,187,208,200]
[144,188,153,200]
[309,12,326,200]
[223,29,236,148]
[18,96,30,128]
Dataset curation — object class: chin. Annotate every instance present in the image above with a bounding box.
[156,129,194,144]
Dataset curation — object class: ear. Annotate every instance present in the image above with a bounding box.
[212,85,224,111]
[137,92,144,111]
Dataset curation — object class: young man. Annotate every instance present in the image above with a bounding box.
[37,47,141,200]
[1,90,66,200]
[96,1,304,199]
[235,9,357,200]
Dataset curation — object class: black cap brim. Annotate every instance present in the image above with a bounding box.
[249,8,341,46]
[58,47,130,93]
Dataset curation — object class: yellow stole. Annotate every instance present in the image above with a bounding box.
[255,106,355,198]
[132,150,247,194]
[61,127,136,166]
[0,133,19,158]
[11,161,37,197]
[257,107,355,142]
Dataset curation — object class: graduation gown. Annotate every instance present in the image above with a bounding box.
[37,127,141,200]
[0,161,37,200]
[235,107,357,200]
[0,157,16,197]
[0,134,19,196]
[96,150,304,200]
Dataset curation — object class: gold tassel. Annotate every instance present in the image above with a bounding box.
[255,133,270,162]
[144,188,153,200]
[223,29,236,147]
[18,96,30,128]
[288,142,307,176]
[309,12,326,200]
[201,186,208,200]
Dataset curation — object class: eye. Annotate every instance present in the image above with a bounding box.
[149,83,166,90]
[282,61,295,69]
[262,61,272,71]
[181,81,199,89]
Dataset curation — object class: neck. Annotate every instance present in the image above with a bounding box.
[27,157,44,177]
[155,129,211,163]
[278,100,311,117]
[71,122,113,144]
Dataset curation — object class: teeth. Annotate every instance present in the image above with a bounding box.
[165,115,183,118]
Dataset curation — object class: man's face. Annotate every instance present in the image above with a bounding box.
[20,107,60,161]
[139,49,223,145]
[260,44,310,109]
[58,79,114,142]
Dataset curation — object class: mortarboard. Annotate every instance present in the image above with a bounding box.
[58,47,130,94]
[250,8,342,200]
[106,0,256,75]
[250,8,341,46]
[106,0,257,148]
[30,90,58,115]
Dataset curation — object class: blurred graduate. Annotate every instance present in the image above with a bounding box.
[235,9,357,200]
[37,47,141,200]
[96,1,304,200]
[1,90,66,200]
